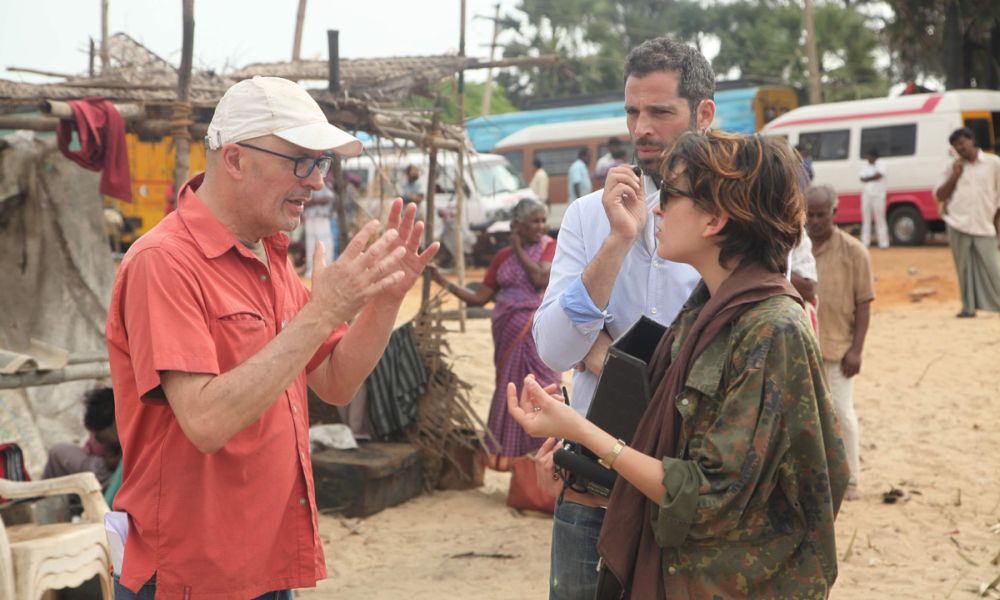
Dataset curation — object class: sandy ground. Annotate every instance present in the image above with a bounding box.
[300,241,1000,600]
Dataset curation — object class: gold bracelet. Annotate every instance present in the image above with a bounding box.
[599,438,627,470]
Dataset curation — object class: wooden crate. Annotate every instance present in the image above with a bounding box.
[436,431,487,491]
[311,442,422,518]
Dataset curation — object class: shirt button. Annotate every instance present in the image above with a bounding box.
[299,451,306,460]
[299,497,307,505]
[292,405,299,413]
[680,398,690,406]
[260,274,268,282]
[667,566,677,575]
[651,307,658,314]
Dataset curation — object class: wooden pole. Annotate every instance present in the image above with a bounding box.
[0,363,111,390]
[6,66,79,79]
[89,38,96,77]
[292,0,307,61]
[172,0,195,208]
[331,157,349,255]
[0,114,208,138]
[40,100,142,120]
[803,0,821,104]
[100,0,110,71]
[327,30,340,93]
[421,110,442,309]
[456,0,467,332]
[368,126,462,150]
[480,2,501,117]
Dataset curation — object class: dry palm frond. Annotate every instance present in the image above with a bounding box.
[405,292,492,491]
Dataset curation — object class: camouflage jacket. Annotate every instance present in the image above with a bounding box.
[651,288,850,599]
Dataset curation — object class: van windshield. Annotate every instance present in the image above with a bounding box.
[471,161,523,196]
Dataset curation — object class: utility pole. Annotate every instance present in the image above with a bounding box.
[803,0,822,104]
[455,0,468,332]
[100,0,109,71]
[292,0,307,61]
[477,3,502,116]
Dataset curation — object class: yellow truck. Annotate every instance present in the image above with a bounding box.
[104,134,206,245]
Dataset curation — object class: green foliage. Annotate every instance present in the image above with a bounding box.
[814,2,890,100]
[495,0,894,105]
[696,0,889,101]
[405,79,518,124]
[706,2,805,83]
[881,0,1000,89]
[495,0,625,105]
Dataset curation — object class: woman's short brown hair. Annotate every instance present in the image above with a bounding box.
[659,130,804,273]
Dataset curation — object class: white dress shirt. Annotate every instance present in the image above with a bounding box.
[532,177,700,415]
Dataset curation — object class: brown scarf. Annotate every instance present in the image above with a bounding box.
[596,261,802,599]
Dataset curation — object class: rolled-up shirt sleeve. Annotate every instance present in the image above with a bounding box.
[559,277,610,332]
[532,199,605,372]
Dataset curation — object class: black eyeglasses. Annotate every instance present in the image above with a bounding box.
[658,183,699,209]
[236,142,333,179]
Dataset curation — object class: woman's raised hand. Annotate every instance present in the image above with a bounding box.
[507,375,583,441]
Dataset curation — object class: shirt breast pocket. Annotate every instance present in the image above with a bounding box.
[210,310,272,372]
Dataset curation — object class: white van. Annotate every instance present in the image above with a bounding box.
[341,144,538,264]
[762,90,1000,245]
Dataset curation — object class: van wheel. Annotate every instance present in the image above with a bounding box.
[888,205,927,246]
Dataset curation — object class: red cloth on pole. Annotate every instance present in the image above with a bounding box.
[56,98,133,202]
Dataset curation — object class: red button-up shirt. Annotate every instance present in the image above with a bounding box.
[106,174,345,599]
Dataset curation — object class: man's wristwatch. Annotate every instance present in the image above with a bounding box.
[599,438,627,470]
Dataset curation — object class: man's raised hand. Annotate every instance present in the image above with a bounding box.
[381,198,440,299]
[309,220,405,325]
[601,164,647,243]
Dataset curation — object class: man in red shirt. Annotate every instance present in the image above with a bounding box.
[106,76,438,599]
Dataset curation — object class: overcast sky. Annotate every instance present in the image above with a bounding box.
[0,1,520,84]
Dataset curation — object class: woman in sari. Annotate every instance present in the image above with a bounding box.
[431,198,561,471]
[509,131,850,598]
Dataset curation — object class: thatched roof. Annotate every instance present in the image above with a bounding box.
[234,55,468,99]
[1,33,230,107]
[1,36,476,106]
[0,33,470,146]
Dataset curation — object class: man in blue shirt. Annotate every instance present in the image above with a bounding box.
[566,148,593,202]
[531,37,716,600]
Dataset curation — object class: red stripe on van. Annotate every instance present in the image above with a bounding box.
[769,94,943,130]
[833,188,941,224]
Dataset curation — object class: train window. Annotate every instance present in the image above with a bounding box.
[860,124,917,158]
[964,118,993,151]
[596,142,634,161]
[798,129,850,161]
[534,147,585,176]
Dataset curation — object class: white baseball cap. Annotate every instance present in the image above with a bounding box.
[205,76,362,157]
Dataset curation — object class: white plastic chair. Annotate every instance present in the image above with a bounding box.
[0,472,112,600]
